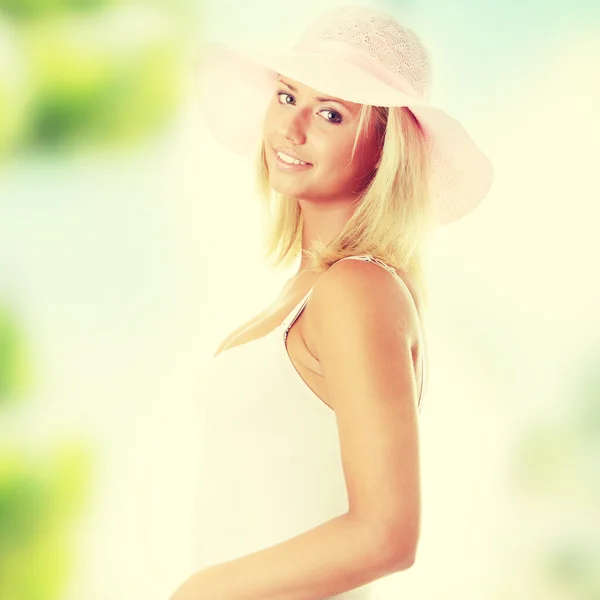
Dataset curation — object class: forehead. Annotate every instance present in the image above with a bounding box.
[276,74,361,113]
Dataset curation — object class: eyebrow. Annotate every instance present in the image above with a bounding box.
[277,77,353,113]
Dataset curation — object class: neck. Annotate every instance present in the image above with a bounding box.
[294,198,357,275]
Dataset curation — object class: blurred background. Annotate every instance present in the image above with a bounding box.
[0,0,599,598]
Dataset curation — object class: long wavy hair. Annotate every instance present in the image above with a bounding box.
[253,101,436,308]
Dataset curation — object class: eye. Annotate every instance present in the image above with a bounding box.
[276,90,343,125]
[277,91,295,105]
[319,108,343,125]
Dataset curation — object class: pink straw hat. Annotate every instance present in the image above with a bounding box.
[194,5,494,225]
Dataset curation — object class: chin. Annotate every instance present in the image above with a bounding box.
[268,178,306,198]
[269,179,297,195]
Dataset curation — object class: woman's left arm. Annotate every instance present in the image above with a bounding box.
[169,512,407,600]
[170,259,422,599]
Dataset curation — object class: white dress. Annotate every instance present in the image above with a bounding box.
[191,255,427,599]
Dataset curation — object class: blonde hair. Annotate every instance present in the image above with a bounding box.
[253,103,436,308]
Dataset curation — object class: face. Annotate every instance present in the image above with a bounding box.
[262,74,382,203]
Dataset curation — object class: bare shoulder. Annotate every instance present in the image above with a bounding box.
[306,258,422,359]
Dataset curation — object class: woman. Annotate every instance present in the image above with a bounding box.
[171,6,493,599]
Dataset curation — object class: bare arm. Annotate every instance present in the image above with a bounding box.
[181,259,421,599]
[169,513,404,600]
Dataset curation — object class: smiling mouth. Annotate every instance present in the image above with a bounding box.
[273,148,312,166]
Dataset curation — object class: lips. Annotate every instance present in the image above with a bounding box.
[273,147,312,165]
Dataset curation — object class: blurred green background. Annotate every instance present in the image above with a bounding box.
[1,305,91,600]
[0,0,196,160]
[0,1,196,598]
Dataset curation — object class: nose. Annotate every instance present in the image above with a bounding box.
[278,110,307,145]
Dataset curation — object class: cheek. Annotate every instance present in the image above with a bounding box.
[326,140,364,182]
[315,134,355,168]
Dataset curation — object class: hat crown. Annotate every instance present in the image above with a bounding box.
[295,6,433,102]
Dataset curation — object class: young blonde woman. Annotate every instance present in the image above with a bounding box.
[171,6,493,599]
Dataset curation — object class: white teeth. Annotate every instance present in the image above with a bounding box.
[277,151,307,165]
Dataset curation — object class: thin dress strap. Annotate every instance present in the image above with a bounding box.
[281,289,314,340]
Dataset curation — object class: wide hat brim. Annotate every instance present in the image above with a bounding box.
[194,41,494,225]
